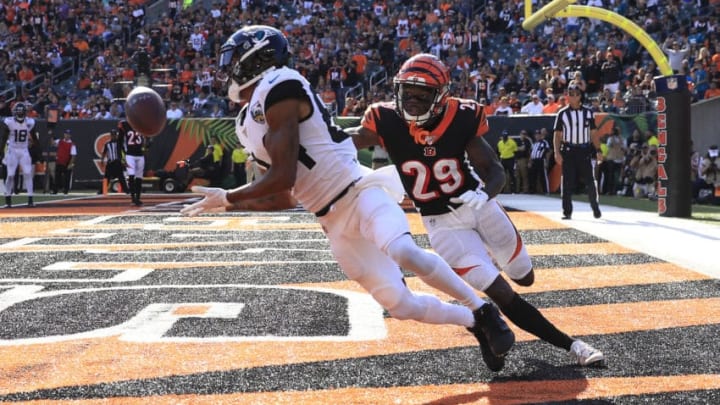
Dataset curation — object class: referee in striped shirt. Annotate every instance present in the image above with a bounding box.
[101,129,129,194]
[553,84,602,219]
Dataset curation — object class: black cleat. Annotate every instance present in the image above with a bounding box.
[477,330,506,372]
[467,303,515,357]
[562,212,572,220]
[593,207,602,219]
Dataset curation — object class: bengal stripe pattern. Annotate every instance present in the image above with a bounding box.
[396,54,450,87]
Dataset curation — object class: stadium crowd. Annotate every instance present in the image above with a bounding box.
[0,0,719,203]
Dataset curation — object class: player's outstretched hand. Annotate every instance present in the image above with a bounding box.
[180,186,232,216]
[449,189,489,211]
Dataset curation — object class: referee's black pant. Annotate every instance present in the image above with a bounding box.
[560,143,599,217]
[528,158,548,194]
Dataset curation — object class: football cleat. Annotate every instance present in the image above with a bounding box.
[570,340,605,366]
[467,303,515,357]
[477,330,506,372]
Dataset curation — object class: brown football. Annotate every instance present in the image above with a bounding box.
[124,86,167,137]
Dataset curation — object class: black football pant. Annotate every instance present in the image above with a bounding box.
[528,158,548,194]
[55,164,72,194]
[501,158,516,193]
[105,160,129,193]
[561,145,599,216]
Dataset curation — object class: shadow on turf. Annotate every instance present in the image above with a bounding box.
[422,359,593,405]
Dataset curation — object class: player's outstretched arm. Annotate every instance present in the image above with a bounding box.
[225,97,302,206]
[345,125,381,150]
[465,136,505,199]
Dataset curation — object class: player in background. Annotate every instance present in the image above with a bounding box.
[181,25,516,359]
[117,119,147,206]
[0,103,38,208]
[347,53,604,371]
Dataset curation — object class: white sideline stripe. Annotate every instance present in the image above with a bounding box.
[1,238,41,247]
[163,216,293,224]
[79,215,116,225]
[49,229,116,239]
[496,194,720,280]
[144,220,229,229]
[0,285,386,345]
[42,262,154,281]
[84,249,332,254]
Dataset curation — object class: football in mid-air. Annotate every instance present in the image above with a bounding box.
[125,86,167,137]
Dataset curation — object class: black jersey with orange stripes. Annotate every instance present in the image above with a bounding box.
[361,98,489,216]
[118,120,145,157]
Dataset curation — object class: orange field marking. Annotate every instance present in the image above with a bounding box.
[172,305,211,316]
[526,242,637,255]
[2,297,719,395]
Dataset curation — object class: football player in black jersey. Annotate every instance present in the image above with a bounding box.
[349,53,604,370]
[117,120,147,206]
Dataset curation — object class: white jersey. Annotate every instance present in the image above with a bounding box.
[236,66,364,213]
[3,117,35,150]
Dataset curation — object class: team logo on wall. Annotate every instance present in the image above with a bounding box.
[667,77,678,90]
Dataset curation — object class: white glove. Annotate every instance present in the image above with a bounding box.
[180,186,232,216]
[449,189,489,211]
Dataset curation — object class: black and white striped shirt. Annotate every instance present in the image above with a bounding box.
[530,139,550,159]
[553,105,596,145]
[103,140,122,162]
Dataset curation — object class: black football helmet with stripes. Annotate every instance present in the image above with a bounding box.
[393,53,450,128]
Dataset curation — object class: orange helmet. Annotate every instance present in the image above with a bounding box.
[393,53,450,127]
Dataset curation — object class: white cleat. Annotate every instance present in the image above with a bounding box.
[570,340,605,366]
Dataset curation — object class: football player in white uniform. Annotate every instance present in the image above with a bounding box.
[1,103,38,208]
[348,54,604,370]
[181,25,515,358]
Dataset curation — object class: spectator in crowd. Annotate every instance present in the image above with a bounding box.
[520,94,544,115]
[693,145,720,204]
[704,80,720,100]
[493,96,513,115]
[190,136,224,187]
[631,144,658,199]
[663,38,691,74]
[166,102,184,119]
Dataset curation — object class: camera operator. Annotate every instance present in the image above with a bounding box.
[693,145,720,204]
[631,144,658,199]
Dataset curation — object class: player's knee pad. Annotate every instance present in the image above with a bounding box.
[372,285,427,321]
[385,234,432,275]
[458,261,500,292]
[504,248,533,285]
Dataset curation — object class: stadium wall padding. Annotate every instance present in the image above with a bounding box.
[33,114,657,187]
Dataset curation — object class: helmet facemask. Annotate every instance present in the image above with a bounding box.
[395,81,447,128]
[13,104,27,122]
